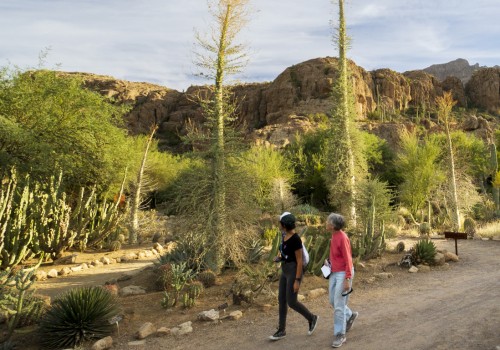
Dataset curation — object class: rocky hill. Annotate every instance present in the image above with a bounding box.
[423,58,482,84]
[70,57,500,152]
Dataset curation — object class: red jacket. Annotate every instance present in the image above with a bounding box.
[330,230,353,279]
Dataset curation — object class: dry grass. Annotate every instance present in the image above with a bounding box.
[477,220,500,239]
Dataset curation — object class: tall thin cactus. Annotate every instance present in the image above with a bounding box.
[30,172,73,261]
[0,170,35,270]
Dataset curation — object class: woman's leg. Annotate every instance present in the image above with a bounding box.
[277,268,288,330]
[283,262,313,322]
[329,271,347,335]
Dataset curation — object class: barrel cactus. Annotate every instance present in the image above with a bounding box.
[108,240,121,252]
[197,270,216,288]
[418,222,431,236]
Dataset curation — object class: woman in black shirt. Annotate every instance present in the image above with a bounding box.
[269,212,319,341]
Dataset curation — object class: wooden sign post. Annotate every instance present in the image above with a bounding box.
[443,231,467,255]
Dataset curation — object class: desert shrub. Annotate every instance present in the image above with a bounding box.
[0,340,15,350]
[297,213,322,226]
[247,238,265,263]
[38,286,120,349]
[157,236,203,271]
[152,232,163,243]
[410,239,436,265]
[290,204,320,215]
[229,263,277,305]
[463,217,477,238]
[476,220,500,239]
[197,270,217,288]
[263,227,279,246]
[385,224,400,238]
[419,222,431,236]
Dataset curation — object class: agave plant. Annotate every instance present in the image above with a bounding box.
[411,238,437,265]
[38,286,120,349]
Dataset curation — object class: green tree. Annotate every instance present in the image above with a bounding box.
[241,145,296,213]
[0,68,130,196]
[395,130,444,220]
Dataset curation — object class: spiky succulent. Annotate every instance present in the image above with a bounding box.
[411,238,436,265]
[197,270,217,288]
[38,286,120,349]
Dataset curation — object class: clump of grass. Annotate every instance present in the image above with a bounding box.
[477,221,500,239]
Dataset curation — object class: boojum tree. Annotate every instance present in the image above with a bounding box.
[193,0,251,272]
[436,91,460,230]
[323,0,360,226]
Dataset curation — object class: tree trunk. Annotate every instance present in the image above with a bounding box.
[129,125,158,244]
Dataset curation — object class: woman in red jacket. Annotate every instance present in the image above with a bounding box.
[326,213,358,348]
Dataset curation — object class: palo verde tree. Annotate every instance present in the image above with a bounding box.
[0,67,130,196]
[192,0,252,272]
[395,130,444,223]
[436,91,460,230]
[323,0,363,225]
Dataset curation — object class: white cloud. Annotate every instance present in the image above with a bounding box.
[0,0,498,90]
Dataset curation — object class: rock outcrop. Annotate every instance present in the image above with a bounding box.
[466,68,500,114]
[67,57,499,151]
[423,58,481,84]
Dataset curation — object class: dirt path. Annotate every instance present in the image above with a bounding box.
[156,239,500,350]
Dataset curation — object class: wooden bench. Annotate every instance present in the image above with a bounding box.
[443,231,467,255]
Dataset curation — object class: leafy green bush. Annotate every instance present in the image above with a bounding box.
[38,286,120,349]
[263,226,279,245]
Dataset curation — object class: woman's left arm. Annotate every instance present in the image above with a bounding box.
[294,249,303,292]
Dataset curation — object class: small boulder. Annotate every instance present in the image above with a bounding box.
[197,309,219,322]
[47,269,58,278]
[136,322,156,339]
[91,336,113,350]
[120,285,146,296]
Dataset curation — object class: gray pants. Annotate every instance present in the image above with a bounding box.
[278,261,314,330]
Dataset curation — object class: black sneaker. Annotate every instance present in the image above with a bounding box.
[269,328,286,341]
[346,311,358,332]
[308,315,319,335]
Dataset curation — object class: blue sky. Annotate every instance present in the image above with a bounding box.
[0,0,498,91]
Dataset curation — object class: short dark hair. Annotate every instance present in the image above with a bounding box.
[280,213,296,230]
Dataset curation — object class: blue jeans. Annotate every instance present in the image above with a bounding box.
[328,269,354,336]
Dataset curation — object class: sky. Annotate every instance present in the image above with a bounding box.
[0,0,499,91]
